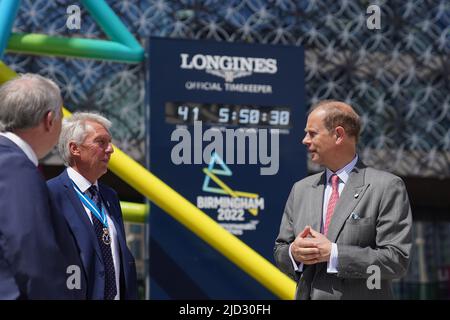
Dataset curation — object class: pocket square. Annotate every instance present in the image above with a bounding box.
[350,212,361,220]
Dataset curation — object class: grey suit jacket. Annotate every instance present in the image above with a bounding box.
[274,160,413,300]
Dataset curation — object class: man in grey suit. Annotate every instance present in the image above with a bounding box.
[274,100,413,300]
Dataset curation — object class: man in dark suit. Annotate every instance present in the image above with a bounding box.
[0,73,84,299]
[274,100,413,299]
[47,112,138,300]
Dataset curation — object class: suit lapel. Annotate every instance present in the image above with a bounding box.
[99,186,125,246]
[327,161,369,243]
[61,170,103,261]
[310,172,326,232]
[109,209,126,267]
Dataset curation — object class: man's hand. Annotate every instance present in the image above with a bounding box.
[290,227,332,265]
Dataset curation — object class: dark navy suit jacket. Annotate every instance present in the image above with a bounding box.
[0,136,84,299]
[47,169,138,300]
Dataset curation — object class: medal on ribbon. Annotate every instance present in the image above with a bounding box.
[102,228,111,245]
[71,181,112,246]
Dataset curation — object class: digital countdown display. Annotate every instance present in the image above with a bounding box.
[165,102,292,128]
[148,37,306,299]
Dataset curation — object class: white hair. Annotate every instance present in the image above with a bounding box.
[0,73,62,132]
[58,112,112,166]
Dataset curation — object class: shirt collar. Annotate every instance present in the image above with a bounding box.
[0,131,38,166]
[67,167,98,193]
[326,155,358,184]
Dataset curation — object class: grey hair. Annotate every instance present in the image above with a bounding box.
[0,73,62,132]
[58,112,112,166]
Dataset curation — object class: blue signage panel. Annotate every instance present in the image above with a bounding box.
[147,37,306,299]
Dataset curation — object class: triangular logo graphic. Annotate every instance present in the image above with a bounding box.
[202,152,260,216]
[202,152,232,193]
[207,152,232,176]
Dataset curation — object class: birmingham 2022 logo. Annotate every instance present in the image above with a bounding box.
[197,152,265,236]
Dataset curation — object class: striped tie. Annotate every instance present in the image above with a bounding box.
[88,185,117,300]
[324,174,340,236]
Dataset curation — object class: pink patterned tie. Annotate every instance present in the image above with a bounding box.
[324,174,340,236]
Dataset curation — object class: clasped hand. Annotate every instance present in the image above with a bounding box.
[290,226,332,265]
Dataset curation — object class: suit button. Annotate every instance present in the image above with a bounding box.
[99,271,105,278]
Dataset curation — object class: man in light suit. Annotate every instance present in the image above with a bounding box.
[274,100,413,299]
[47,112,137,299]
[0,73,83,299]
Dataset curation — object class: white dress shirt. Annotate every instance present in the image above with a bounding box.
[67,167,121,300]
[0,131,38,166]
[290,155,358,274]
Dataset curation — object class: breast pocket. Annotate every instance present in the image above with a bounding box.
[341,217,376,247]
[346,217,373,225]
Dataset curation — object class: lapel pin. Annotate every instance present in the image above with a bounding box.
[354,193,359,198]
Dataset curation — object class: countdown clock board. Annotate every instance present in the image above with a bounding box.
[147,37,306,299]
[165,102,292,128]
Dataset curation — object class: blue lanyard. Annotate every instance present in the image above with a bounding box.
[71,180,108,228]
